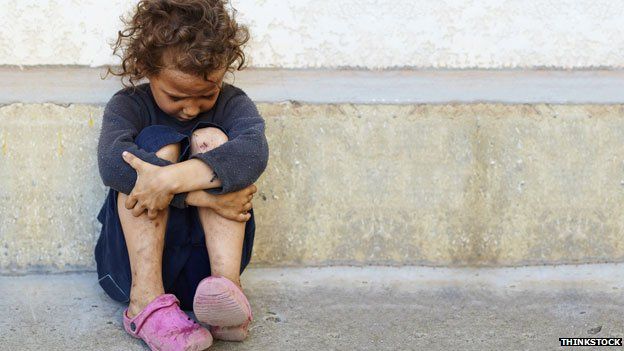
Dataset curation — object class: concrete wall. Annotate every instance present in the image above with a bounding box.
[1,0,623,69]
[2,101,624,272]
[2,1,623,273]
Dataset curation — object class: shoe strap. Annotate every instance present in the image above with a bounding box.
[125,294,179,337]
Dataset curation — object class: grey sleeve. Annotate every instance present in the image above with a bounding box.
[190,93,269,194]
[97,92,188,208]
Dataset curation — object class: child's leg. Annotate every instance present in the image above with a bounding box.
[198,208,246,286]
[118,143,180,317]
[190,127,245,287]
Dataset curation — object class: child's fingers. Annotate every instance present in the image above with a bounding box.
[147,209,158,220]
[237,212,251,222]
[245,184,257,195]
[125,194,138,210]
[122,151,141,170]
[131,203,145,217]
[224,212,239,222]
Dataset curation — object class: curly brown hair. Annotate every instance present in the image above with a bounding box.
[104,0,249,87]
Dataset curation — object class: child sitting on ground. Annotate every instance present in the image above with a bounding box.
[95,0,268,349]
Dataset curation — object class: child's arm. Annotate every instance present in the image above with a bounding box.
[121,152,256,221]
[121,91,268,218]
[97,91,188,208]
[183,92,269,194]
[186,185,257,222]
[125,92,268,197]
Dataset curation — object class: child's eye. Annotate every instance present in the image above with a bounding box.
[170,96,183,102]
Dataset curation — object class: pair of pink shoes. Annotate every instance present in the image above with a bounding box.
[123,276,252,351]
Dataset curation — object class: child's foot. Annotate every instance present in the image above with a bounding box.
[193,276,253,341]
[123,294,213,351]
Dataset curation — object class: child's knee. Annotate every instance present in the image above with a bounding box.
[190,127,228,155]
[134,125,183,161]
[155,143,181,163]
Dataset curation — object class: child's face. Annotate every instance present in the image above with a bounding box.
[149,67,226,122]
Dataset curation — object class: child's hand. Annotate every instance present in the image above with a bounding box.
[210,184,257,222]
[122,151,174,219]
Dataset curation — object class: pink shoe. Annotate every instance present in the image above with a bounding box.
[123,294,213,351]
[193,276,253,341]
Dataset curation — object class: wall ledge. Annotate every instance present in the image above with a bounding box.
[2,67,624,105]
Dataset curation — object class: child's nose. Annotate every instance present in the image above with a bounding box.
[183,105,200,117]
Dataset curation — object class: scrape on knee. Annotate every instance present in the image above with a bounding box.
[190,127,228,155]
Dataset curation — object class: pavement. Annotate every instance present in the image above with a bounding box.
[1,265,623,351]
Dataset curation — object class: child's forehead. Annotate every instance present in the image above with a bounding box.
[158,68,224,94]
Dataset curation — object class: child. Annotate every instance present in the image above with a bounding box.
[95,1,268,349]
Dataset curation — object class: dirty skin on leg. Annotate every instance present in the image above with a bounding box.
[120,128,253,318]
[118,143,180,318]
[188,127,246,288]
[187,127,253,341]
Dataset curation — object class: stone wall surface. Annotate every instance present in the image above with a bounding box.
[1,0,623,69]
[1,102,623,272]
